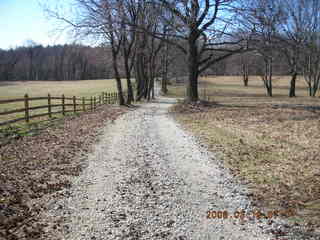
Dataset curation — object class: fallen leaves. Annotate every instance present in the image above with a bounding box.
[0,105,128,239]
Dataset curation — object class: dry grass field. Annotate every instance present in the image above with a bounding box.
[0,79,123,100]
[168,75,317,99]
[0,79,126,125]
[170,75,320,228]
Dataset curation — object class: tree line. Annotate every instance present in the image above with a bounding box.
[0,42,111,81]
[0,40,290,82]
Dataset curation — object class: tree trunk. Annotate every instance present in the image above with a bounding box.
[244,74,248,87]
[115,77,125,105]
[161,43,169,94]
[308,82,313,97]
[147,78,153,101]
[135,53,146,101]
[289,72,297,97]
[111,49,125,105]
[124,56,134,104]
[126,77,134,104]
[264,58,273,97]
[152,82,155,99]
[242,63,249,87]
[161,75,168,94]
[147,60,154,101]
[310,79,319,97]
[161,55,168,94]
[269,59,273,97]
[187,39,199,102]
[144,75,149,99]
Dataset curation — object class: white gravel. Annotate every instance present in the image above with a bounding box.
[45,96,319,240]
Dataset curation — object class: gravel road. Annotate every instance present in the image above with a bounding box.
[46,97,315,240]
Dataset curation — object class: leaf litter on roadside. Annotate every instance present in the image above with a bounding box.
[0,105,128,240]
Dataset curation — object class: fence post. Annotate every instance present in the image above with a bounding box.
[73,96,76,113]
[94,96,96,110]
[82,97,85,112]
[62,94,65,116]
[90,96,93,111]
[48,93,52,118]
[99,95,101,105]
[24,94,29,123]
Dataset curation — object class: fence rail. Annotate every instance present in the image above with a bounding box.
[0,91,122,127]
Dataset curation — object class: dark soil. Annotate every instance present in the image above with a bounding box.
[0,105,128,240]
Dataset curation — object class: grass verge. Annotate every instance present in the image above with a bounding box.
[169,76,320,231]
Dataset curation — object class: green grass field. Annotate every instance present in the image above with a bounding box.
[0,79,127,126]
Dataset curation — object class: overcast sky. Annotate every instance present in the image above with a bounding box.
[0,0,74,49]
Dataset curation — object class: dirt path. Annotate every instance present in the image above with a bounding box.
[45,97,295,240]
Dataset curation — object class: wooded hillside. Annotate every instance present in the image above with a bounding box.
[0,42,290,82]
[0,44,111,81]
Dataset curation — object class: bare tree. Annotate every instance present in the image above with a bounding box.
[128,0,245,102]
[239,52,250,86]
[240,0,284,97]
[297,0,320,97]
[240,0,320,97]
[302,46,320,97]
[129,1,166,101]
[273,0,312,97]
[45,0,126,104]
[161,38,169,94]
[159,13,177,95]
[117,0,139,104]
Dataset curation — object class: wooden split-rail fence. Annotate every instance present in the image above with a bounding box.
[0,91,122,127]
